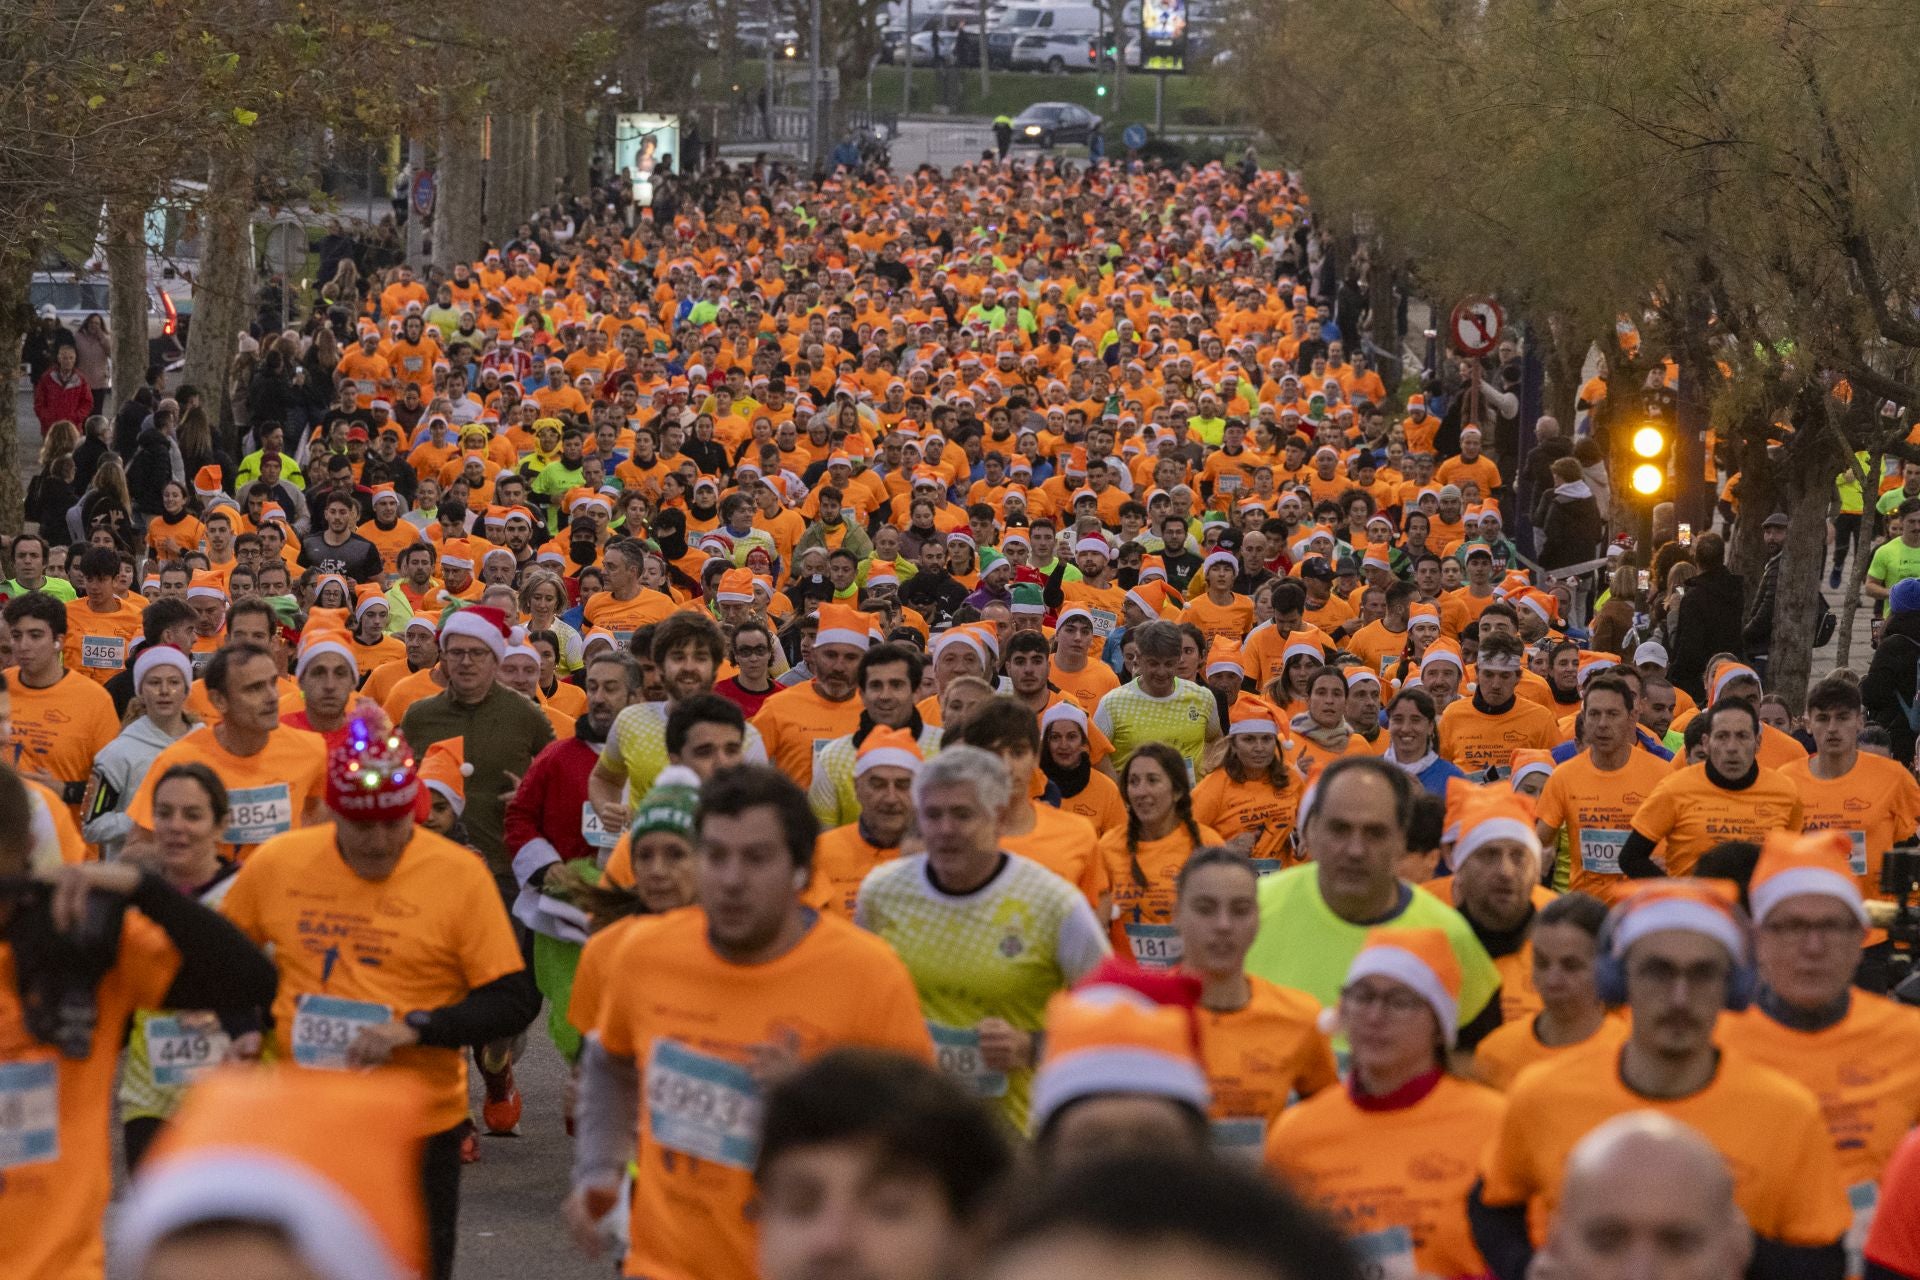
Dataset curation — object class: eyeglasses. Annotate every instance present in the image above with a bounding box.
[443,645,494,664]
[1339,985,1430,1016]
[734,644,771,658]
[1758,917,1862,944]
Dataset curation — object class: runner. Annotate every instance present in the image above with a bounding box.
[1469,893,1623,1090]
[805,727,921,917]
[3,592,120,819]
[810,640,941,827]
[1267,928,1503,1280]
[1533,672,1672,903]
[1172,848,1335,1162]
[221,715,539,1280]
[1622,699,1804,878]
[857,745,1108,1131]
[1471,879,1850,1280]
[567,765,933,1280]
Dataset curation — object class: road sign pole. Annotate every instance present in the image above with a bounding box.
[1153,74,1164,133]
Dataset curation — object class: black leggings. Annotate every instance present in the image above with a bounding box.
[1834,512,1863,575]
[423,1123,466,1280]
[123,1115,165,1172]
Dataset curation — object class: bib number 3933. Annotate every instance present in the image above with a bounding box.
[291,994,392,1070]
[646,1039,761,1169]
[0,1060,59,1169]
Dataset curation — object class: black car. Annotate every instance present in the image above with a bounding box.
[1011,102,1102,149]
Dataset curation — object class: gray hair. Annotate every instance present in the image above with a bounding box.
[912,744,1012,815]
[1132,620,1184,661]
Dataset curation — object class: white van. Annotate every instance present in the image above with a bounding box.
[996,4,1116,70]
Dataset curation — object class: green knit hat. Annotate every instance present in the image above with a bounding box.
[630,765,701,840]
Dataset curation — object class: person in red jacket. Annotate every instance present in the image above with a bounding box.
[33,342,94,436]
[501,648,643,1056]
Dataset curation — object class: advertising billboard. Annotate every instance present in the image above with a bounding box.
[1140,0,1187,72]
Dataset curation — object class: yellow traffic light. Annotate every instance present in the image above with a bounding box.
[1630,463,1665,496]
[1631,425,1666,458]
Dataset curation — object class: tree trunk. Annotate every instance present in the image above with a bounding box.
[1540,315,1582,432]
[566,106,593,191]
[105,196,149,411]
[434,107,485,271]
[1770,450,1837,709]
[1835,444,1882,674]
[404,135,429,265]
[180,147,256,453]
[1367,243,1398,388]
[0,247,32,537]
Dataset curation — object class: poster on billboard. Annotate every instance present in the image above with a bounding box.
[1140,0,1187,72]
[614,113,681,207]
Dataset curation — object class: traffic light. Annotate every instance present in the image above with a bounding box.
[1628,422,1669,498]
[1095,83,1108,96]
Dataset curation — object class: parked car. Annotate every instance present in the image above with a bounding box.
[29,270,180,364]
[1008,30,1105,71]
[1010,101,1103,148]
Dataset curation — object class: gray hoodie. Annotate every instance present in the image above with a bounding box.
[83,716,187,858]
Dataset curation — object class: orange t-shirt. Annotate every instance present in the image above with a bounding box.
[1779,752,1920,901]
[1057,768,1127,837]
[3,669,121,816]
[751,681,864,786]
[590,908,935,1280]
[1099,822,1224,966]
[1268,1074,1505,1279]
[1437,697,1561,775]
[803,822,900,918]
[1471,1013,1628,1091]
[1479,1043,1851,1249]
[1630,762,1804,877]
[1182,593,1255,647]
[1534,749,1674,903]
[1199,976,1337,1159]
[582,590,678,648]
[1049,657,1121,712]
[1190,770,1301,868]
[126,724,328,860]
[61,597,143,685]
[220,824,525,1133]
[1003,801,1108,912]
[1,915,179,1280]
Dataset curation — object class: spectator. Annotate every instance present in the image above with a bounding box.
[1533,455,1604,569]
[72,313,112,412]
[1666,532,1745,701]
[1863,578,1920,766]
[33,342,93,437]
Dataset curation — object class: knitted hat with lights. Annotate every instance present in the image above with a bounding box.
[325,709,423,822]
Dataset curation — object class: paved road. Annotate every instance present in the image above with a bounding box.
[455,1033,581,1279]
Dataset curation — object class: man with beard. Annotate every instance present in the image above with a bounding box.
[1472,880,1850,1280]
[590,611,768,812]
[279,630,366,750]
[809,642,942,828]
[1425,788,1557,1025]
[750,602,872,787]
[505,649,648,1059]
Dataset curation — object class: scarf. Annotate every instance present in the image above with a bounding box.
[1289,711,1350,752]
[1383,743,1438,776]
[1040,751,1092,798]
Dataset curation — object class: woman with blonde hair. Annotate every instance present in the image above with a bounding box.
[520,568,585,672]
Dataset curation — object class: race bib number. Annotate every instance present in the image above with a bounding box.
[146,1014,231,1087]
[353,378,376,397]
[226,783,294,847]
[1579,827,1629,877]
[1848,1180,1878,1279]
[1248,858,1283,877]
[612,630,634,649]
[646,1039,761,1169]
[1848,830,1869,877]
[1217,474,1244,494]
[1089,608,1118,639]
[291,994,392,1070]
[929,1023,1007,1098]
[1124,921,1182,969]
[582,802,619,850]
[80,635,123,670]
[1350,1225,1417,1280]
[0,1060,58,1169]
[1210,1116,1265,1162]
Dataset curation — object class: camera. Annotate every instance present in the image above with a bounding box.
[0,877,128,1059]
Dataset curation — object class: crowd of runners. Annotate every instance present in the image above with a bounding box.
[10,149,1920,1280]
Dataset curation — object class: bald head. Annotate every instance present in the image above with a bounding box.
[1540,1113,1751,1280]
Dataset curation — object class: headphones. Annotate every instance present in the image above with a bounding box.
[1592,906,1757,1012]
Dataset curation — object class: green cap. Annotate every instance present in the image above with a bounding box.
[631,765,700,841]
